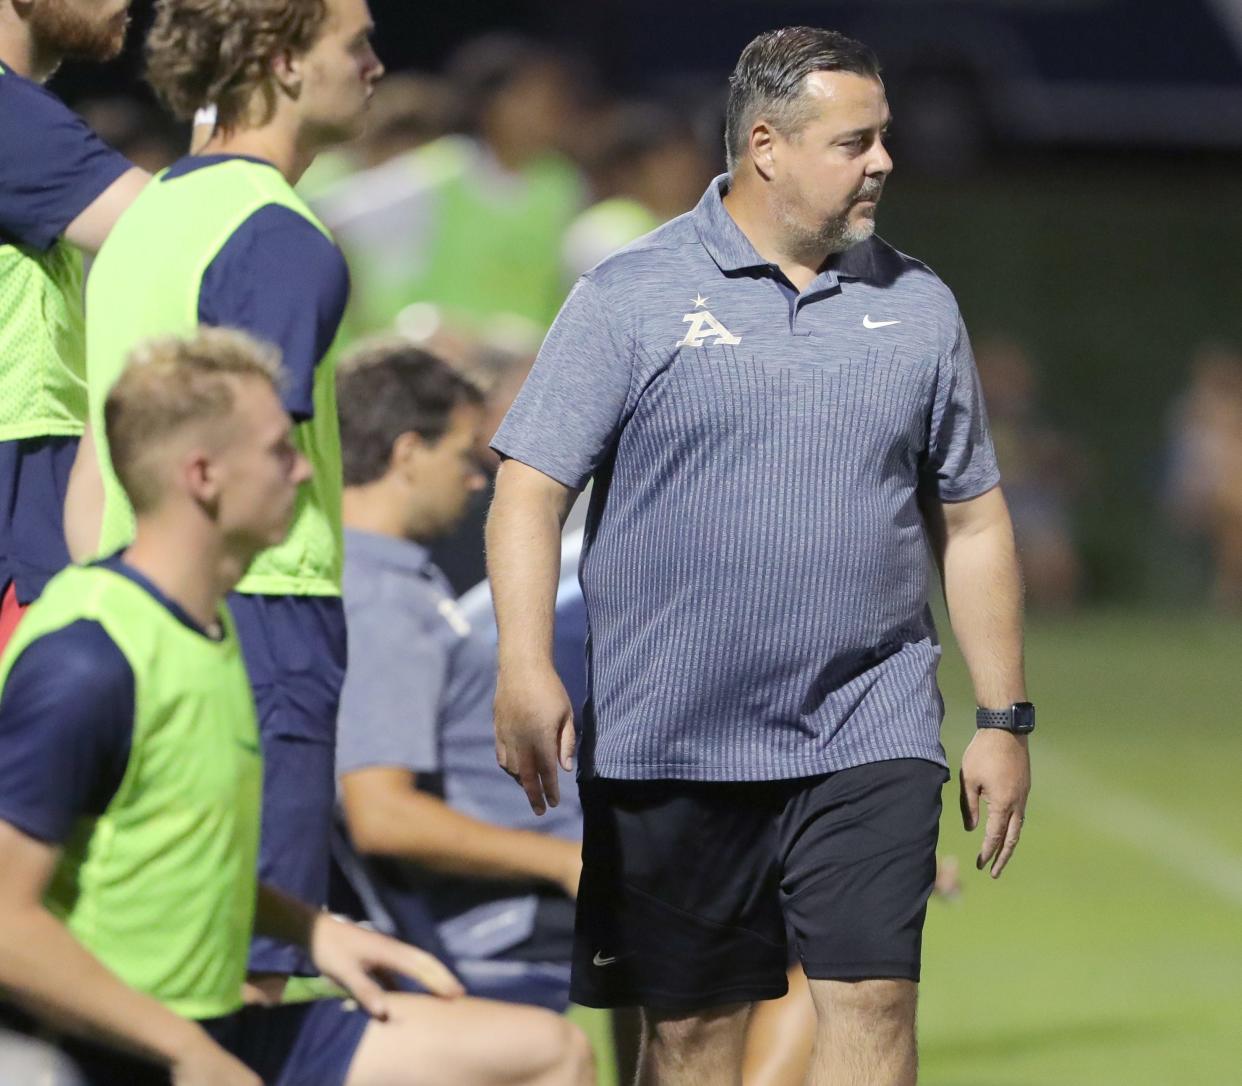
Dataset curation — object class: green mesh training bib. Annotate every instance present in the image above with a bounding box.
[0,565,262,1019]
[85,159,344,595]
[346,136,581,339]
[0,62,88,441]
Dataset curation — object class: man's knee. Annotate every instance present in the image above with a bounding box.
[523,1015,595,1086]
[642,1003,752,1059]
[813,979,917,1029]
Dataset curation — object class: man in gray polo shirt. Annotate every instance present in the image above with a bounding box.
[488,26,1033,1086]
[332,341,585,1019]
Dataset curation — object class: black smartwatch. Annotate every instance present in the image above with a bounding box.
[976,702,1036,734]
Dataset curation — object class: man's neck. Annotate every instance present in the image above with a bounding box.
[722,175,832,293]
[123,518,245,631]
[343,485,426,545]
[199,125,312,186]
[0,23,58,82]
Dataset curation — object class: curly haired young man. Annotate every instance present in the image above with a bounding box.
[62,3,595,1083]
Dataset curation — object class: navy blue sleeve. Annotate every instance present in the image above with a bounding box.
[0,71,132,250]
[198,204,350,421]
[0,620,134,844]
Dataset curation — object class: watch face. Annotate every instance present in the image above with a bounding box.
[1012,702,1036,732]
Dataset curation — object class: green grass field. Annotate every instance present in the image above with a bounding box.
[574,609,1242,1085]
[922,609,1242,1085]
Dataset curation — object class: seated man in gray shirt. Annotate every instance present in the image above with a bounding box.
[333,340,582,1011]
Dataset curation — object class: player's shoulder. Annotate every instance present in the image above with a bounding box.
[232,202,348,283]
[0,63,90,163]
[866,235,961,314]
[10,617,131,695]
[0,62,69,119]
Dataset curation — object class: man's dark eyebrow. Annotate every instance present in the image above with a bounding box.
[837,117,893,140]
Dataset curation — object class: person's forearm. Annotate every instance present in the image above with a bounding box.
[346,784,578,887]
[942,518,1027,707]
[0,904,209,1067]
[253,883,319,949]
[485,463,569,673]
[63,426,104,563]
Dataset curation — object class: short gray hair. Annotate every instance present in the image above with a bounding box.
[725,27,881,171]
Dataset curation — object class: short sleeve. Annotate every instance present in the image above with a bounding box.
[336,584,446,778]
[0,74,132,250]
[0,620,134,843]
[922,316,1001,502]
[198,204,350,422]
[490,275,634,489]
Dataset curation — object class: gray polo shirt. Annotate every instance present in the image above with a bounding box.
[336,529,579,953]
[491,176,1000,783]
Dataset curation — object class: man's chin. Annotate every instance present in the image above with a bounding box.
[57,26,127,62]
[843,215,877,247]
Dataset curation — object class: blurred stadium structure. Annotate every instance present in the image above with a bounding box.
[61,1,1242,158]
[573,0,1242,168]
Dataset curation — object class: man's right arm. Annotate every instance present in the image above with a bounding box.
[61,168,148,254]
[486,460,578,814]
[0,822,258,1086]
[0,623,257,1084]
[341,765,581,896]
[485,274,635,811]
[0,75,145,254]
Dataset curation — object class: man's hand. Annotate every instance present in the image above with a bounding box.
[959,728,1031,879]
[309,914,464,1020]
[494,666,575,815]
[170,1030,260,1086]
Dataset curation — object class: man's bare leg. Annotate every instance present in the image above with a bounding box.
[805,979,917,1086]
[345,993,595,1085]
[637,1003,752,1086]
[742,965,815,1086]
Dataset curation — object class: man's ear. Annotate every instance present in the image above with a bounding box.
[270,49,304,99]
[750,122,778,180]
[390,431,427,479]
[182,447,221,513]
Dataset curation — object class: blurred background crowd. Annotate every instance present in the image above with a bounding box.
[57,0,1242,614]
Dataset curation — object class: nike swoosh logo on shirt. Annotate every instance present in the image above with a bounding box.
[593,952,618,966]
[862,315,901,329]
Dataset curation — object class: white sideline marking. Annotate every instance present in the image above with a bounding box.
[1040,752,1242,906]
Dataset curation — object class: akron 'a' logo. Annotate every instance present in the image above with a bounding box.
[676,294,741,347]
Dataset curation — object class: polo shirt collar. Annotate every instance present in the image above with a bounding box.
[344,527,434,577]
[693,173,881,290]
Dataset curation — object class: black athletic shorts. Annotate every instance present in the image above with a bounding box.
[570,758,949,1010]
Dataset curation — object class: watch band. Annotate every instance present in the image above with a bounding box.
[976,702,1036,733]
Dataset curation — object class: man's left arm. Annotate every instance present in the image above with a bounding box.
[252,884,463,1017]
[925,485,1031,879]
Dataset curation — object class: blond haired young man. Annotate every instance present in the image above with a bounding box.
[4,330,593,1086]
[69,0,378,990]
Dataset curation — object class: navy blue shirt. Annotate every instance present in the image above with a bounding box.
[0,61,133,602]
[494,176,1000,782]
[163,156,350,422]
[0,60,131,250]
[0,558,214,843]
